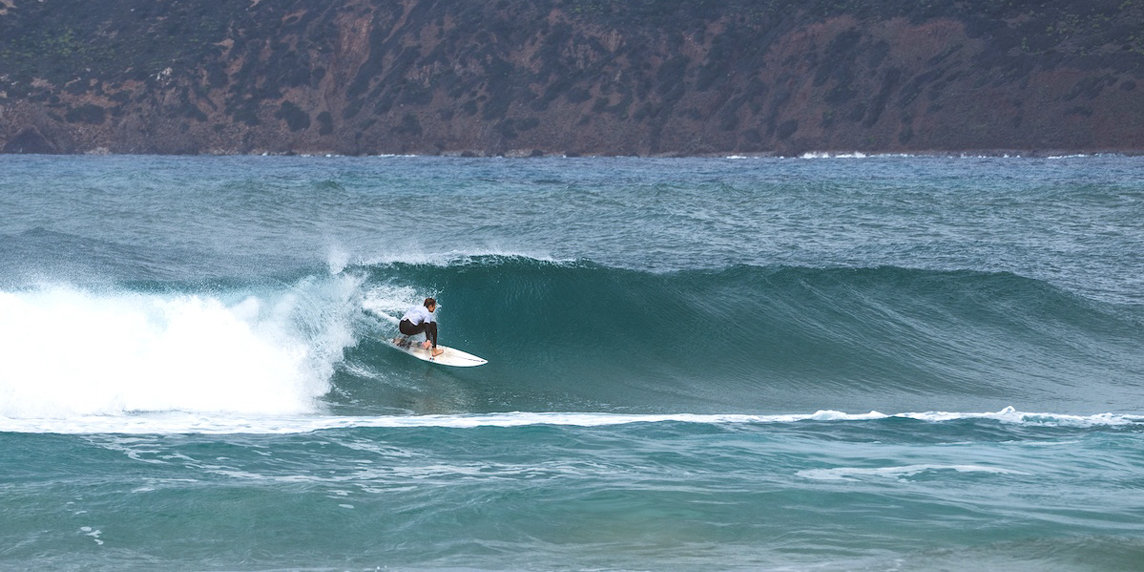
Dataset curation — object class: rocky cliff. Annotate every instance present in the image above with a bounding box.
[2,0,1142,155]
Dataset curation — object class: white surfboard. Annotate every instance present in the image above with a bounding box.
[385,337,488,367]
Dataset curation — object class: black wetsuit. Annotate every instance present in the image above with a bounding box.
[399,317,438,348]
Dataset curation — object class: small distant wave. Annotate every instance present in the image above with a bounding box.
[794,151,1128,160]
[797,464,1030,481]
[799,151,874,159]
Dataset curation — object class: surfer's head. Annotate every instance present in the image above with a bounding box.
[424,297,438,311]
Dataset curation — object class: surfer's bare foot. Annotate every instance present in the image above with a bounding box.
[432,348,444,357]
[421,340,432,350]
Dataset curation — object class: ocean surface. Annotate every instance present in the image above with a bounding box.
[1,153,1142,571]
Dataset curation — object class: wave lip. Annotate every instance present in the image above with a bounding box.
[355,250,565,269]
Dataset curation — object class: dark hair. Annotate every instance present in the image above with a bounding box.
[424,297,437,308]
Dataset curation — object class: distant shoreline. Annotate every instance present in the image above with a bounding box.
[3,148,1141,159]
[4,1,1142,160]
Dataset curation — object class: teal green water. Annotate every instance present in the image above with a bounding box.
[6,420,1144,570]
[1,155,1143,570]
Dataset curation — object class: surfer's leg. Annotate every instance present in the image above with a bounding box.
[400,318,437,350]
[399,319,426,337]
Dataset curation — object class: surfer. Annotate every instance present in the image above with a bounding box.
[399,297,444,357]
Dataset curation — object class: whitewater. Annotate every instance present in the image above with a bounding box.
[1,154,1142,570]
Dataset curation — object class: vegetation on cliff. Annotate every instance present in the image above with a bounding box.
[1,0,1142,155]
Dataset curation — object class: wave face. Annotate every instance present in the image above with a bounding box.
[341,257,1144,415]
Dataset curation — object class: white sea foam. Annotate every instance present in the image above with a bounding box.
[896,406,1139,427]
[0,277,361,419]
[0,408,1138,435]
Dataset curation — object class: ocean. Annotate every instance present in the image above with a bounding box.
[1,153,1142,571]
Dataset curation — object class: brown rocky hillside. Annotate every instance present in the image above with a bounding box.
[1,0,1142,155]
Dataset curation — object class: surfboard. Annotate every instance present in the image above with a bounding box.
[385,337,488,367]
